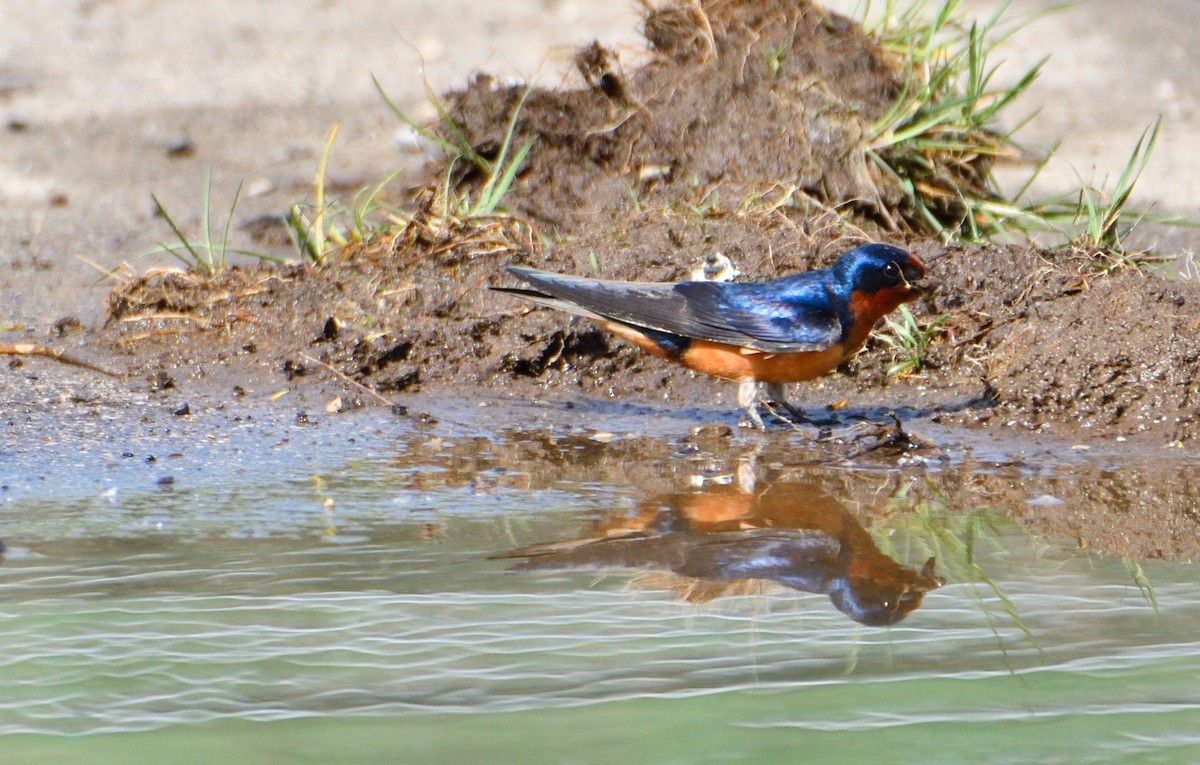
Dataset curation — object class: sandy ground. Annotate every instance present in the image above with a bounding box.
[2,0,1199,332]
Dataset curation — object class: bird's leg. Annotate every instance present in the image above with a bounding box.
[737,380,764,429]
[764,382,807,423]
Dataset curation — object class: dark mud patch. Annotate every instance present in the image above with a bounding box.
[63,0,1197,447]
[920,246,1200,442]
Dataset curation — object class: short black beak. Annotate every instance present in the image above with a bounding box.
[901,253,937,294]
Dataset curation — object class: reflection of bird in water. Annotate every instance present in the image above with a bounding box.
[494,481,942,626]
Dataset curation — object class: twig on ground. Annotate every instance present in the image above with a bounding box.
[299,353,397,407]
[0,343,123,377]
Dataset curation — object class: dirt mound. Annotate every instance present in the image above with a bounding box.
[94,0,1200,443]
[978,265,1199,437]
[441,0,904,232]
[918,246,1200,441]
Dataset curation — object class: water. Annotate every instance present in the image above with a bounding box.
[2,403,1199,763]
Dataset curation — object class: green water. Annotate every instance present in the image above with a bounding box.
[2,419,1198,764]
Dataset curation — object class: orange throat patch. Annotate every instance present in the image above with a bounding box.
[846,285,917,347]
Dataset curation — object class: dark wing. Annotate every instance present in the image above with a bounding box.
[676,529,840,591]
[497,266,842,353]
[674,279,842,352]
[494,267,684,332]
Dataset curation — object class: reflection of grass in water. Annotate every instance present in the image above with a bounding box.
[1122,557,1159,617]
[876,479,1041,656]
[844,626,862,676]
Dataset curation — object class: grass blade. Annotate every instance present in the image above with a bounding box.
[151,193,204,271]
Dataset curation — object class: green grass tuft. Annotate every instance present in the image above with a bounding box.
[862,0,1051,241]
[286,123,341,266]
[286,124,405,266]
[875,304,948,377]
[859,0,1191,263]
[1016,117,1196,269]
[142,170,281,276]
[375,75,537,220]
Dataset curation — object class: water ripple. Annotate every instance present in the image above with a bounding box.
[0,570,1196,737]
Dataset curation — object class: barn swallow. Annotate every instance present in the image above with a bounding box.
[494,243,933,427]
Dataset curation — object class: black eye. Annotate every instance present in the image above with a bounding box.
[884,262,901,281]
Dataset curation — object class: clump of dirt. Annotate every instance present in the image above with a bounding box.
[440,0,905,232]
[877,245,1199,442]
[93,0,1200,444]
[924,247,1200,439]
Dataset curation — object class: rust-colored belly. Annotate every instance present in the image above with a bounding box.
[679,340,849,383]
[600,319,870,384]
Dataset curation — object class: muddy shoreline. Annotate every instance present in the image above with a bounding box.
[4,376,1198,563]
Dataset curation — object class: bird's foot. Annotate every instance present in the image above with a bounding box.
[762,383,810,428]
[769,398,808,423]
[757,403,817,434]
[737,381,820,431]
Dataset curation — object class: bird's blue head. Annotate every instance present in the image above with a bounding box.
[831,243,929,297]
